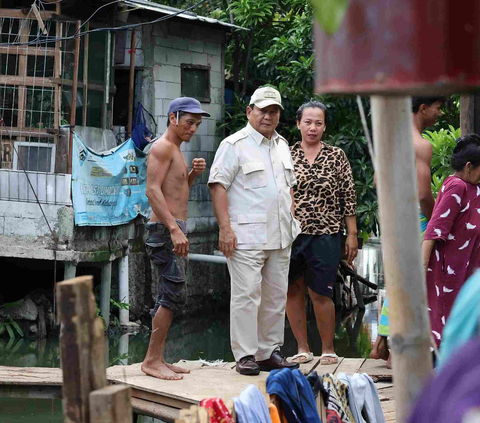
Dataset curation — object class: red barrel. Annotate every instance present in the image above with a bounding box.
[314,0,480,95]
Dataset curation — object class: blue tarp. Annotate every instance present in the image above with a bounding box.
[72,134,151,226]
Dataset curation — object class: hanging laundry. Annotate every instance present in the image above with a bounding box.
[199,398,234,423]
[408,338,480,422]
[438,269,480,368]
[337,373,385,423]
[233,384,272,423]
[320,374,356,423]
[266,368,321,423]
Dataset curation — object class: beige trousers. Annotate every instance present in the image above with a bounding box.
[227,246,292,362]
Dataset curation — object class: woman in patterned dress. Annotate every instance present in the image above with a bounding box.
[423,134,480,347]
[286,101,358,365]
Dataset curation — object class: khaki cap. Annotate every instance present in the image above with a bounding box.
[250,87,284,110]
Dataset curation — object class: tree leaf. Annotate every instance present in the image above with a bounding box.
[311,0,349,35]
[6,324,14,340]
[9,319,24,337]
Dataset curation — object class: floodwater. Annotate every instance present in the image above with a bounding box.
[0,242,384,423]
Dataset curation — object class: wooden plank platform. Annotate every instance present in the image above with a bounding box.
[0,358,394,422]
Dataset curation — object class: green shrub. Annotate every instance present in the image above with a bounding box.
[424,126,461,198]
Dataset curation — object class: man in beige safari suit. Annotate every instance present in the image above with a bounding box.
[209,87,302,375]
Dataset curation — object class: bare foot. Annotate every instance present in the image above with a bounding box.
[369,335,390,361]
[165,362,191,374]
[386,353,392,369]
[141,361,183,380]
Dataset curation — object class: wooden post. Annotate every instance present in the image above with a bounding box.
[371,96,432,423]
[90,385,132,423]
[83,23,90,127]
[57,276,108,423]
[127,30,136,137]
[460,94,480,136]
[67,20,81,175]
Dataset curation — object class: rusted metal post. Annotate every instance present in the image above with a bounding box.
[83,23,90,127]
[371,96,432,422]
[127,30,136,137]
[67,20,81,175]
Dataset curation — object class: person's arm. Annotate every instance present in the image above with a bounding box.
[416,141,435,220]
[146,142,189,257]
[210,183,237,258]
[188,158,206,188]
[345,215,358,264]
[422,239,435,274]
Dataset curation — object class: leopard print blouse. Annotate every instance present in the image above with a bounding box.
[291,141,357,235]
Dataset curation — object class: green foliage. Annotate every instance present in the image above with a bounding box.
[424,126,461,198]
[310,0,349,35]
[0,303,24,339]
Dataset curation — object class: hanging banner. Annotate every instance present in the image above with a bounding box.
[72,134,151,226]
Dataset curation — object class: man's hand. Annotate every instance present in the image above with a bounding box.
[345,233,358,264]
[191,158,206,176]
[170,226,189,257]
[219,226,237,258]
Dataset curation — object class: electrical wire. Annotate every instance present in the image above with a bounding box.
[0,0,206,47]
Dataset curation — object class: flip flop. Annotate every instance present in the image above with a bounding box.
[320,353,339,365]
[291,352,314,364]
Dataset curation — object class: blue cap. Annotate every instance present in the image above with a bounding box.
[167,97,211,117]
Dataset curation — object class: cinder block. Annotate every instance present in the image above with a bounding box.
[204,42,220,56]
[188,39,204,53]
[187,201,203,218]
[182,137,200,152]
[0,216,4,234]
[207,54,221,72]
[208,119,219,137]
[156,65,181,83]
[186,217,196,233]
[192,217,210,232]
[165,82,181,100]
[202,104,223,121]
[155,99,163,115]
[170,36,188,51]
[211,88,222,104]
[154,81,167,98]
[168,50,192,66]
[181,151,195,166]
[192,52,208,67]
[156,118,167,136]
[154,46,167,63]
[4,217,36,237]
[201,136,216,152]
[210,71,223,89]
[209,217,219,230]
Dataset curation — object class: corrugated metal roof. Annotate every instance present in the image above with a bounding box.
[121,0,248,31]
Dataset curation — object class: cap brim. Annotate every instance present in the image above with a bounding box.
[179,107,211,117]
[253,99,284,110]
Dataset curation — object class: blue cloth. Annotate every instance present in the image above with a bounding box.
[72,134,150,226]
[419,211,429,233]
[337,373,385,423]
[266,368,321,423]
[408,338,480,423]
[233,384,271,423]
[438,269,480,368]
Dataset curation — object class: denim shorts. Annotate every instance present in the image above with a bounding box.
[145,219,188,315]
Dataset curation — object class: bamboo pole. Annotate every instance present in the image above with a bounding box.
[371,96,432,423]
[127,30,136,137]
[67,20,81,175]
[57,276,108,423]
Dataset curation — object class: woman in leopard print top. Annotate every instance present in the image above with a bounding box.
[286,101,358,366]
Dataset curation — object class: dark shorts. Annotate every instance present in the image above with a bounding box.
[288,233,341,298]
[145,220,188,316]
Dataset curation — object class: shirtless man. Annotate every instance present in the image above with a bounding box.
[141,97,209,380]
[370,96,444,367]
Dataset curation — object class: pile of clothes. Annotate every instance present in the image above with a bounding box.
[181,369,385,423]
